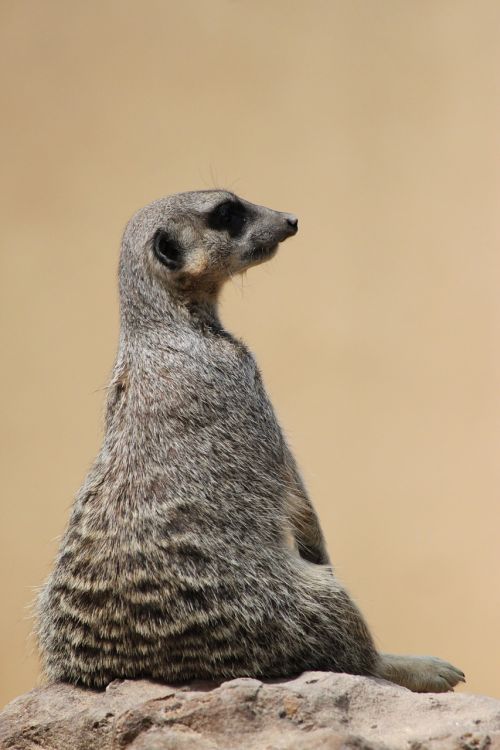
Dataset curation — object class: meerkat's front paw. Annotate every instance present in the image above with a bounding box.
[375,653,466,693]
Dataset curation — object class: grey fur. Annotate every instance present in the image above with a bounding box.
[37,190,465,693]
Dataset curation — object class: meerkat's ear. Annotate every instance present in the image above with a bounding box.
[152,229,184,271]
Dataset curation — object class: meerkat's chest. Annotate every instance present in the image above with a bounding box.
[167,337,262,401]
[160,339,283,453]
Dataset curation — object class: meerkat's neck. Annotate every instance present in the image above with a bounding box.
[100,289,229,485]
[119,274,224,346]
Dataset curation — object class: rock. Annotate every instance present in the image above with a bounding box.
[1,672,500,750]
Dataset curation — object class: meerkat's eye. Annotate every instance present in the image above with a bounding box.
[152,229,183,271]
[208,200,247,238]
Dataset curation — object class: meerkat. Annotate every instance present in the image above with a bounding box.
[37,190,465,693]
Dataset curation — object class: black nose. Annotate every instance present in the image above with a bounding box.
[286,215,298,234]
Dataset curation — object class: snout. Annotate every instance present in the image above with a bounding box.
[240,205,299,270]
[283,213,299,237]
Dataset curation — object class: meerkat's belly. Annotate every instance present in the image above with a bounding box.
[38,498,296,687]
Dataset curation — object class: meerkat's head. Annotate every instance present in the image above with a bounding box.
[120,190,298,308]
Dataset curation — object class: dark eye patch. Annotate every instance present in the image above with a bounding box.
[208,200,247,238]
[152,229,183,271]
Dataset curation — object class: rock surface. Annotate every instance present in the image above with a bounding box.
[1,672,500,750]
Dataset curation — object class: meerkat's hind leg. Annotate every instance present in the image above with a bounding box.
[374,653,465,693]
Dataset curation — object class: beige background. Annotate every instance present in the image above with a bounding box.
[1,0,499,707]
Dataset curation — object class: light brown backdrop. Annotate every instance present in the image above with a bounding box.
[1,1,499,706]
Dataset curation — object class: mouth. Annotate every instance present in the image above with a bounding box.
[249,243,278,261]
